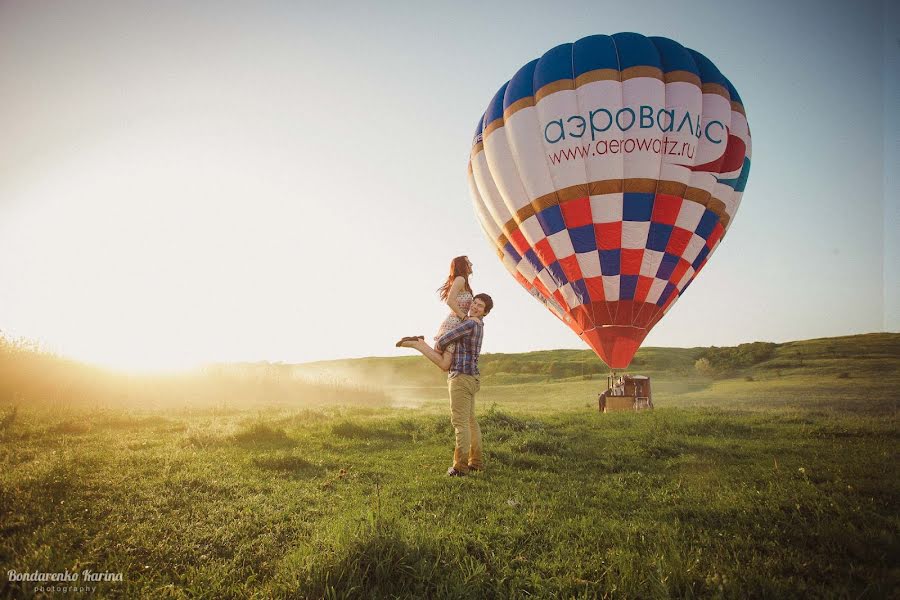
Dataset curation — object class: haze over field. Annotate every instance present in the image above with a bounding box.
[3,331,897,413]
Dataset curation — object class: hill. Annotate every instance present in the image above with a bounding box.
[291,332,899,388]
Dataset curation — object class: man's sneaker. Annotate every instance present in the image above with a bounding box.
[446,467,467,477]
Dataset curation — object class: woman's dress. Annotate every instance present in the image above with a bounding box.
[435,290,473,351]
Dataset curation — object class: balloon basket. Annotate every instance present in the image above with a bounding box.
[598,372,653,413]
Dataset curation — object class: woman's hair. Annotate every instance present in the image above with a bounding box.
[437,256,472,301]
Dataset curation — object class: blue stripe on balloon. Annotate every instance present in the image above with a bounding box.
[611,32,662,70]
[571,279,590,304]
[487,34,744,132]
[600,250,621,276]
[734,158,751,192]
[623,193,653,221]
[536,206,566,236]
[620,274,639,300]
[503,243,522,264]
[572,34,619,77]
[658,282,677,306]
[648,36,699,76]
[695,211,719,239]
[689,49,728,90]
[656,253,679,280]
[484,82,509,126]
[524,249,543,272]
[725,77,742,105]
[692,246,711,270]
[534,43,574,92]
[647,223,673,252]
[569,224,597,253]
[548,261,568,286]
[503,59,538,112]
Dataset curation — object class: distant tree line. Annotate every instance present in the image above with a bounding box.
[694,342,777,377]
[479,356,606,379]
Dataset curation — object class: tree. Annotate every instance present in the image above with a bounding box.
[694,357,715,377]
[549,362,566,379]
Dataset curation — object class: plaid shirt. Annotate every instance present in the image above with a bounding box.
[435,318,484,377]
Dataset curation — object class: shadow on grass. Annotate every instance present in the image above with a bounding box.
[507,433,570,457]
[49,419,92,435]
[93,413,178,431]
[643,438,688,460]
[277,520,489,598]
[233,422,296,449]
[252,452,324,477]
[330,420,408,441]
[489,448,542,469]
[668,415,759,438]
[44,413,183,437]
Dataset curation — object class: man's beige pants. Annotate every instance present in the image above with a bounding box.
[448,374,482,473]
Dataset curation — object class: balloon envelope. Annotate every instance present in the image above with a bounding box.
[468,33,751,369]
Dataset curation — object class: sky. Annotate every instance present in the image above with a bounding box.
[0,0,897,372]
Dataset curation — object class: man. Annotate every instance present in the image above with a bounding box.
[434,293,493,477]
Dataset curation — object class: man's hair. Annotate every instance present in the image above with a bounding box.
[473,293,493,315]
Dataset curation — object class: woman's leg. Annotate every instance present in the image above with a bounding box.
[400,339,452,371]
[437,347,453,371]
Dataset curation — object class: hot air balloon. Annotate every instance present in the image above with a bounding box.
[468,33,751,369]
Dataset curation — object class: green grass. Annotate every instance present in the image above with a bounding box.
[1,334,898,598]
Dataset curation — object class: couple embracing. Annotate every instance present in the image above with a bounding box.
[396,256,493,477]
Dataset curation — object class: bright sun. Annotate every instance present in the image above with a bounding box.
[0,131,320,374]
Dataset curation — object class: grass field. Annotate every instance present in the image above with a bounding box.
[1,334,898,598]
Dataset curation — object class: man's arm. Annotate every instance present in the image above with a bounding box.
[435,319,475,353]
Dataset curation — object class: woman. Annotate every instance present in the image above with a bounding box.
[396,256,474,371]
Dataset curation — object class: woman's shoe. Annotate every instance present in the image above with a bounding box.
[395,336,419,347]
